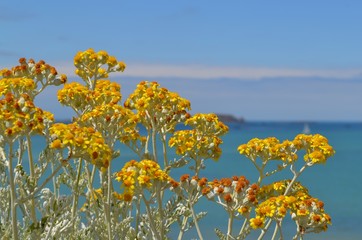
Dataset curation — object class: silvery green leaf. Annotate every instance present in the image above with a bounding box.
[215,228,227,240]
[112,149,120,159]
[170,157,189,168]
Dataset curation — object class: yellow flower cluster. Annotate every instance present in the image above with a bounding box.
[237,137,281,162]
[291,196,331,233]
[185,113,229,136]
[250,191,331,232]
[257,180,309,202]
[0,58,67,91]
[169,114,228,161]
[80,103,139,141]
[253,195,297,225]
[57,80,122,113]
[49,123,111,171]
[294,134,335,164]
[0,93,54,141]
[115,159,172,201]
[0,78,35,97]
[169,130,223,160]
[124,81,191,132]
[74,48,126,82]
[238,134,334,165]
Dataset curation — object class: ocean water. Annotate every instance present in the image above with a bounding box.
[30,122,362,239]
[184,122,362,240]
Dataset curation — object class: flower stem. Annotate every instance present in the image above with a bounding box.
[106,164,112,240]
[72,158,83,232]
[227,211,234,240]
[237,217,249,240]
[189,202,203,240]
[156,184,165,239]
[161,133,168,168]
[26,135,37,223]
[8,143,19,240]
[142,193,161,239]
[177,215,189,240]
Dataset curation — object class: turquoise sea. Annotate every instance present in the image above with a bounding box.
[185,122,362,240]
[30,122,362,239]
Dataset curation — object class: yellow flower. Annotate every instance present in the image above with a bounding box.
[250,216,265,229]
[49,123,111,170]
[115,159,173,201]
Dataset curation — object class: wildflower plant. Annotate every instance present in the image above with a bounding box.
[0,48,335,240]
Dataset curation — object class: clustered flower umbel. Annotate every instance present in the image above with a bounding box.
[57,80,122,115]
[49,123,111,171]
[124,81,191,133]
[0,93,53,142]
[0,57,67,97]
[250,189,331,233]
[81,104,139,143]
[0,58,66,143]
[115,159,172,201]
[169,174,258,214]
[169,113,229,161]
[73,48,126,88]
[238,134,335,165]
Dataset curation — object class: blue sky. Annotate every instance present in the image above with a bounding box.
[1,1,362,121]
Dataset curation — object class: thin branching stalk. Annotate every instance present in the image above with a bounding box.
[272,220,284,240]
[177,215,189,240]
[156,184,165,239]
[8,142,19,240]
[237,217,249,240]
[26,135,37,223]
[258,219,272,240]
[17,164,62,205]
[161,132,168,168]
[283,164,307,196]
[72,158,83,231]
[150,120,158,163]
[50,161,58,198]
[106,164,112,240]
[227,211,234,240]
[189,202,203,240]
[135,196,141,234]
[142,193,161,239]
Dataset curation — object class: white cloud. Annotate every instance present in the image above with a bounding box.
[55,62,362,80]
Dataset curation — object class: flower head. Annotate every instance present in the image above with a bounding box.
[49,123,111,171]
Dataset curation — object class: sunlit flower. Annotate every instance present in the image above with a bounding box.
[49,123,111,170]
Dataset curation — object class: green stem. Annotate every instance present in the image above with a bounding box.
[142,193,161,239]
[161,133,168,168]
[16,164,62,205]
[135,196,141,234]
[151,127,158,163]
[156,184,164,239]
[189,202,203,240]
[237,217,249,240]
[26,135,37,223]
[283,164,307,196]
[72,158,83,230]
[227,211,234,240]
[50,161,58,198]
[271,221,280,240]
[258,219,272,240]
[105,164,112,240]
[8,142,19,240]
[177,215,189,240]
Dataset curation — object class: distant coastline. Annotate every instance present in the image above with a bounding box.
[216,114,245,124]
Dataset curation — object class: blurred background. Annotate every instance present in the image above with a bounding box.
[1,0,361,122]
